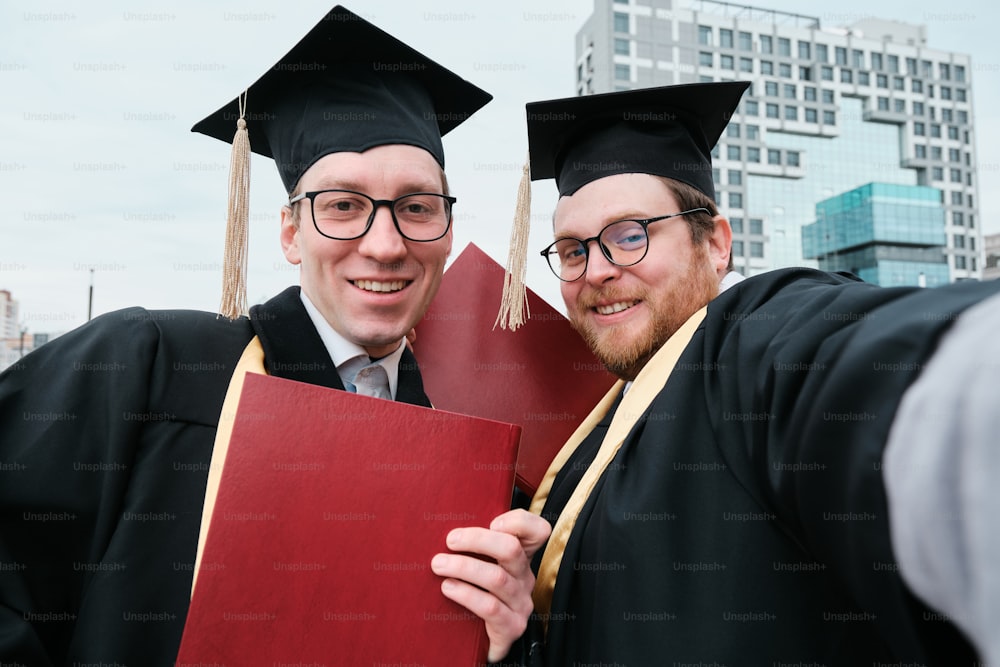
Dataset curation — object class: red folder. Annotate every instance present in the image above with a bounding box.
[415,244,616,495]
[177,373,520,666]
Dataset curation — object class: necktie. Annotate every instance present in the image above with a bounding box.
[352,362,391,400]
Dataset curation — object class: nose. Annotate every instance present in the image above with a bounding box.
[357,204,407,264]
[582,240,621,286]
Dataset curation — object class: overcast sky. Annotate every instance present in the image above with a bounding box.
[1,0,997,334]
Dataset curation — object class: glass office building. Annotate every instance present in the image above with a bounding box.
[802,183,948,287]
[576,0,980,281]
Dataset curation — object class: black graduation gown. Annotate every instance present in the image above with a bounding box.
[0,286,431,666]
[533,269,997,666]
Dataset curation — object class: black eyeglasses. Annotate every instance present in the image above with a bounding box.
[288,189,456,242]
[539,208,710,282]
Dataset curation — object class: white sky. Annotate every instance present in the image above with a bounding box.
[1,0,997,333]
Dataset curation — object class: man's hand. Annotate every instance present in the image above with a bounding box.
[430,509,552,663]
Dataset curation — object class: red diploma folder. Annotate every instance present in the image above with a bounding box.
[415,243,616,495]
[177,373,520,666]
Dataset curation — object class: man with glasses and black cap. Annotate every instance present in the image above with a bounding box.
[494,81,1000,665]
[0,6,547,665]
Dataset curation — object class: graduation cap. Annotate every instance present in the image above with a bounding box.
[192,5,492,319]
[495,81,749,330]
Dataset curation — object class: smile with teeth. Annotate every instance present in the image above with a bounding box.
[352,279,408,293]
[595,300,639,315]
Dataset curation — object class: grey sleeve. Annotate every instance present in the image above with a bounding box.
[883,290,1000,664]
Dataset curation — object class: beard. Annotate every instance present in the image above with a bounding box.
[569,247,720,381]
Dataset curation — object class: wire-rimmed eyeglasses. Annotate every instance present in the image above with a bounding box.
[539,208,710,282]
[288,189,455,242]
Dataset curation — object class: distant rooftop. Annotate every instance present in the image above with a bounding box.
[686,0,820,29]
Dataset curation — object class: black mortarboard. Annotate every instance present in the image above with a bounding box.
[191,5,492,318]
[495,82,749,330]
[527,81,749,198]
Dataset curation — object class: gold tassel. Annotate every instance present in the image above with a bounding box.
[219,91,251,320]
[494,154,532,331]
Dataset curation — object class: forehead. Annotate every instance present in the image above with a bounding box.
[297,144,444,191]
[553,173,681,234]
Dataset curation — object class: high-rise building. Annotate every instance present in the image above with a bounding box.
[984,232,1000,281]
[576,0,980,282]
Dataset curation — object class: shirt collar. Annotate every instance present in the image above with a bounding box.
[299,291,405,398]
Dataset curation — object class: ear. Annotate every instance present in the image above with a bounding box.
[707,215,732,279]
[280,205,302,265]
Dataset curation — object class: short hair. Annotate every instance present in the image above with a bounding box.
[656,176,734,272]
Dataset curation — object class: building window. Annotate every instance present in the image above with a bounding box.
[922,59,933,77]
[613,12,629,33]
[835,46,847,65]
[948,126,960,140]
[730,217,744,233]
[760,35,772,54]
[816,44,828,62]
[876,74,888,88]
[740,57,754,72]
[750,241,764,258]
[803,86,817,101]
[931,123,942,138]
[615,64,630,80]
[931,146,942,160]
[750,218,764,234]
[768,148,781,164]
[787,151,800,167]
[958,110,968,124]
[728,170,742,185]
[765,81,778,96]
[950,168,962,183]
[821,66,833,81]
[614,38,630,55]
[823,110,836,125]
[841,69,853,83]
[853,50,865,68]
[954,234,966,249]
[766,103,780,119]
[912,79,923,93]
[940,62,951,80]
[953,211,964,226]
[906,57,918,75]
[888,54,899,73]
[699,52,714,67]
[761,60,774,75]
[732,240,745,256]
[858,71,870,86]
[743,100,758,116]
[784,105,798,121]
[720,29,734,48]
[949,148,961,162]
[739,31,753,50]
[894,99,906,113]
[893,76,904,90]
[747,147,761,162]
[955,64,966,82]
[928,84,935,98]
[727,124,741,138]
[914,121,925,136]
[746,124,759,140]
[727,145,742,161]
[721,55,734,70]
[941,86,952,100]
[871,52,883,70]
[779,63,792,78]
[698,25,712,45]
[913,101,925,116]
[729,192,743,208]
[931,166,942,180]
[778,37,791,56]
[915,144,927,158]
[799,41,811,59]
[955,255,967,270]
[956,88,966,102]
[822,89,834,104]
[783,83,796,99]
[805,108,818,123]
[799,66,813,81]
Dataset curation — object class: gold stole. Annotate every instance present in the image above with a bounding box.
[529,306,707,620]
[191,336,267,595]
